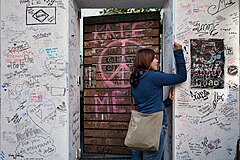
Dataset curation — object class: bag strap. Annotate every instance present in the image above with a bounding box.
[162,89,165,111]
[130,88,135,110]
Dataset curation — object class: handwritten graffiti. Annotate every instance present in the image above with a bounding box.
[202,137,221,155]
[216,15,226,22]
[6,82,29,100]
[28,76,40,88]
[43,0,56,6]
[94,90,127,114]
[207,0,236,15]
[180,3,209,15]
[30,91,43,102]
[45,59,66,77]
[2,131,16,144]
[6,113,22,124]
[16,126,43,142]
[219,104,236,119]
[16,136,56,157]
[72,110,80,146]
[106,57,114,71]
[57,101,67,112]
[190,39,225,88]
[8,153,24,159]
[5,44,42,82]
[190,90,210,101]
[189,142,203,156]
[206,113,232,131]
[98,40,140,88]
[226,93,238,105]
[2,82,11,89]
[93,22,152,40]
[27,99,56,134]
[6,46,34,64]
[176,151,192,160]
[14,119,32,132]
[178,87,191,101]
[224,46,233,55]
[212,92,224,108]
[198,91,224,117]
[16,100,27,111]
[192,92,224,118]
[20,0,41,5]
[33,32,51,40]
[176,133,192,150]
[69,84,77,108]
[227,65,238,76]
[187,115,201,125]
[227,80,238,90]
[230,11,239,25]
[26,6,56,25]
[192,21,219,36]
[0,151,5,160]
[196,102,213,118]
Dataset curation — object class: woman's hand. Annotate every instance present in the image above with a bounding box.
[168,87,174,100]
[173,42,182,51]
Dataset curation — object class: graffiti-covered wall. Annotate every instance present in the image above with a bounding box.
[173,0,239,159]
[68,0,80,159]
[162,0,174,159]
[0,0,80,159]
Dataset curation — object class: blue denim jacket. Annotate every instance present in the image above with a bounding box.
[131,49,187,126]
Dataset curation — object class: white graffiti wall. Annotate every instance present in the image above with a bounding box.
[68,0,80,159]
[162,0,174,159]
[173,0,239,159]
[0,0,80,159]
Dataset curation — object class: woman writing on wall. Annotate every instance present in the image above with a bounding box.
[130,42,187,160]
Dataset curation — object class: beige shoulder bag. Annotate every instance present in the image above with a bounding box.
[124,94,164,151]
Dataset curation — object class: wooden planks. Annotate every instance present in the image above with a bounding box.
[84,37,160,49]
[84,80,131,88]
[84,137,125,146]
[84,29,159,40]
[84,122,129,129]
[84,20,160,33]
[84,145,131,155]
[84,97,131,104]
[84,45,159,56]
[84,129,127,138]
[84,89,131,96]
[83,12,161,155]
[83,12,160,25]
[84,54,136,64]
[84,113,130,121]
[84,105,133,114]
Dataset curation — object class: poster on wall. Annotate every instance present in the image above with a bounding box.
[190,39,225,89]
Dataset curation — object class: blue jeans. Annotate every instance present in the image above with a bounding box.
[131,125,167,160]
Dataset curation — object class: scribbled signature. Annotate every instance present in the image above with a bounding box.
[8,153,24,159]
[208,0,236,15]
[0,151,5,160]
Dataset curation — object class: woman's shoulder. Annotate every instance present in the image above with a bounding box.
[145,70,164,79]
[149,70,164,74]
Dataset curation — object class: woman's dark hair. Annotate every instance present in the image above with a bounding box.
[133,48,155,70]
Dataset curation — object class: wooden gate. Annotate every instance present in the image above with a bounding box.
[83,12,161,155]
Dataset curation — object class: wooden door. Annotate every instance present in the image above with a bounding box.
[83,11,161,155]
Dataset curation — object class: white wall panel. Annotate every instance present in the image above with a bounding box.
[0,0,80,159]
[173,0,239,159]
[68,0,80,159]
